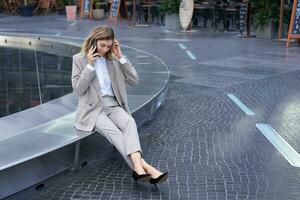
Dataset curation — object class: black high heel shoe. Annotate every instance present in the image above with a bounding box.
[132,171,151,182]
[149,172,169,189]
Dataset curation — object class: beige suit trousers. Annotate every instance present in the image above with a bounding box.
[94,98,142,169]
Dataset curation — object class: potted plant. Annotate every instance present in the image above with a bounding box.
[159,0,181,30]
[251,0,280,38]
[93,0,105,20]
[64,0,77,21]
[19,0,34,17]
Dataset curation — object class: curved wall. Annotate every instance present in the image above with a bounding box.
[0,34,170,199]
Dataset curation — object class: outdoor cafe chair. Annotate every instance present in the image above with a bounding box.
[33,0,51,15]
[3,0,20,15]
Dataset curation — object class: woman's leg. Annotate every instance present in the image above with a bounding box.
[108,107,148,174]
[130,151,146,175]
[95,111,135,168]
[108,107,142,157]
[141,159,163,178]
[95,108,146,174]
[107,106,164,177]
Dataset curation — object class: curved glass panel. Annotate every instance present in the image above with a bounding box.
[0,47,72,118]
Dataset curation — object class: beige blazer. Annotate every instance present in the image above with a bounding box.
[71,52,139,132]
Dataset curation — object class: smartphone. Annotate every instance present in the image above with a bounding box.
[91,39,99,57]
[92,39,97,52]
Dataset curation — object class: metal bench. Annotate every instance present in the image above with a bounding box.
[0,34,170,199]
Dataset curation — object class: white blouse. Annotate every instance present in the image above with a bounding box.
[87,56,127,97]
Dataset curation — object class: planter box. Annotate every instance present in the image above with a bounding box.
[92,9,105,20]
[256,20,277,39]
[19,5,34,17]
[65,5,77,21]
[165,14,180,30]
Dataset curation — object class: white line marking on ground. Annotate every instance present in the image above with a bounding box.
[178,43,187,50]
[136,55,150,58]
[185,50,196,60]
[227,94,255,115]
[70,21,78,26]
[256,123,300,167]
[136,62,151,65]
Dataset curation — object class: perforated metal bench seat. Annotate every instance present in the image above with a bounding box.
[0,112,92,171]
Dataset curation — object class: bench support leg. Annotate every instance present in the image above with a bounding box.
[72,141,81,170]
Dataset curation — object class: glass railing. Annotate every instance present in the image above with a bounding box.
[0,35,169,120]
[0,47,73,118]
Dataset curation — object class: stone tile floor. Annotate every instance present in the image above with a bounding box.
[1,13,300,200]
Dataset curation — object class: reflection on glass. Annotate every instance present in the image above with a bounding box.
[0,47,73,118]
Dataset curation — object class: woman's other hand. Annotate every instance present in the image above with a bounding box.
[87,45,99,65]
[112,39,123,59]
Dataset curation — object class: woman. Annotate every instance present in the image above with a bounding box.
[71,26,168,187]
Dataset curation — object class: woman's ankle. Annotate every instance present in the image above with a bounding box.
[143,166,162,177]
[141,160,163,177]
[133,166,146,175]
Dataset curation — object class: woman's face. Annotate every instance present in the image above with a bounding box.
[96,39,113,57]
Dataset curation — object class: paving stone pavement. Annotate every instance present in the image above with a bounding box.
[1,14,300,200]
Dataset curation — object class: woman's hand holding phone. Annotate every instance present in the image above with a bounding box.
[87,43,99,65]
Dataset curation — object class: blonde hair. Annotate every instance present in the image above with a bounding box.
[81,26,115,60]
